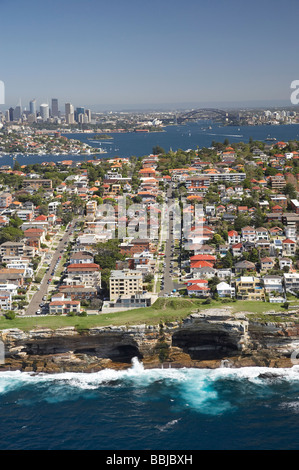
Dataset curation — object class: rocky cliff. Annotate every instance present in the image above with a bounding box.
[0,309,299,373]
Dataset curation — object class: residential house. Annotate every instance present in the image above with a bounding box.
[216,281,235,298]
[0,290,12,311]
[231,242,243,257]
[284,273,299,291]
[241,226,256,242]
[185,279,210,297]
[69,252,94,264]
[282,239,296,256]
[49,298,81,315]
[228,230,241,245]
[260,257,275,272]
[0,268,25,287]
[216,268,232,280]
[263,275,284,294]
[279,258,293,270]
[24,228,46,249]
[255,227,269,240]
[192,266,216,279]
[120,239,151,256]
[234,260,256,273]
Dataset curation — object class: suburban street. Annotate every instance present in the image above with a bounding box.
[25,219,77,316]
[159,183,184,297]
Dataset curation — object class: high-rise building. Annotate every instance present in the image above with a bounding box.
[75,107,85,122]
[51,98,59,117]
[40,103,49,121]
[85,109,91,123]
[9,107,14,121]
[65,102,74,124]
[13,106,22,121]
[29,99,36,116]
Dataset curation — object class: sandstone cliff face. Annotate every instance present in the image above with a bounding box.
[0,309,298,373]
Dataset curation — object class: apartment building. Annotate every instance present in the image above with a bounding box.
[66,263,101,288]
[0,242,35,259]
[59,285,97,301]
[0,193,13,210]
[270,174,286,191]
[120,239,152,256]
[109,269,143,301]
[23,179,53,190]
[235,276,265,301]
[86,200,97,218]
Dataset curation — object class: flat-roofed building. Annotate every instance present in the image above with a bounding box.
[109,269,143,301]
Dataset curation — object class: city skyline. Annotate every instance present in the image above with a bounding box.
[1,0,299,109]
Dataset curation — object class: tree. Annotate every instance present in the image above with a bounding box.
[153,146,165,155]
[283,183,297,199]
[253,208,265,228]
[234,214,251,232]
[4,310,16,320]
[0,226,24,244]
[221,251,233,268]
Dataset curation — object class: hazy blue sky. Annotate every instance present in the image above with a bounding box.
[1,0,299,110]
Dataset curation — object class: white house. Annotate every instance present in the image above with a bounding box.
[216,281,235,298]
[228,230,241,245]
[263,275,284,294]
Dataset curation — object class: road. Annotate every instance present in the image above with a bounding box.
[25,220,77,316]
[159,184,184,297]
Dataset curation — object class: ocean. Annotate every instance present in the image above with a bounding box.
[3,121,299,167]
[1,358,299,450]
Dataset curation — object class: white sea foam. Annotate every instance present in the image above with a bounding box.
[1,360,299,413]
[156,419,181,432]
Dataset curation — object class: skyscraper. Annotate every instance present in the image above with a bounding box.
[75,107,85,122]
[29,99,36,116]
[9,107,14,121]
[65,102,74,124]
[51,98,59,117]
[13,106,22,121]
[85,109,91,123]
[40,103,49,121]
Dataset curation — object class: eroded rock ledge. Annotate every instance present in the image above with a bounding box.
[0,309,298,373]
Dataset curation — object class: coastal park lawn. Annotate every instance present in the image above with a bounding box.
[0,298,293,331]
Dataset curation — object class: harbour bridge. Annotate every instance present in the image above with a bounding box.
[176,108,236,124]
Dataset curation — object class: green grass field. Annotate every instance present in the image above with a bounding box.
[0,298,291,331]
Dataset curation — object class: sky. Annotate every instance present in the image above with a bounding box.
[1,0,299,111]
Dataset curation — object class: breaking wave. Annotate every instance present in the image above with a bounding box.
[1,359,299,415]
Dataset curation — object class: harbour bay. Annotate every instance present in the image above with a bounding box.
[3,121,299,167]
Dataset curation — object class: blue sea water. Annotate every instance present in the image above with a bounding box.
[4,121,299,167]
[1,359,299,450]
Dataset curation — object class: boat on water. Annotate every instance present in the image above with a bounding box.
[265,137,277,141]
